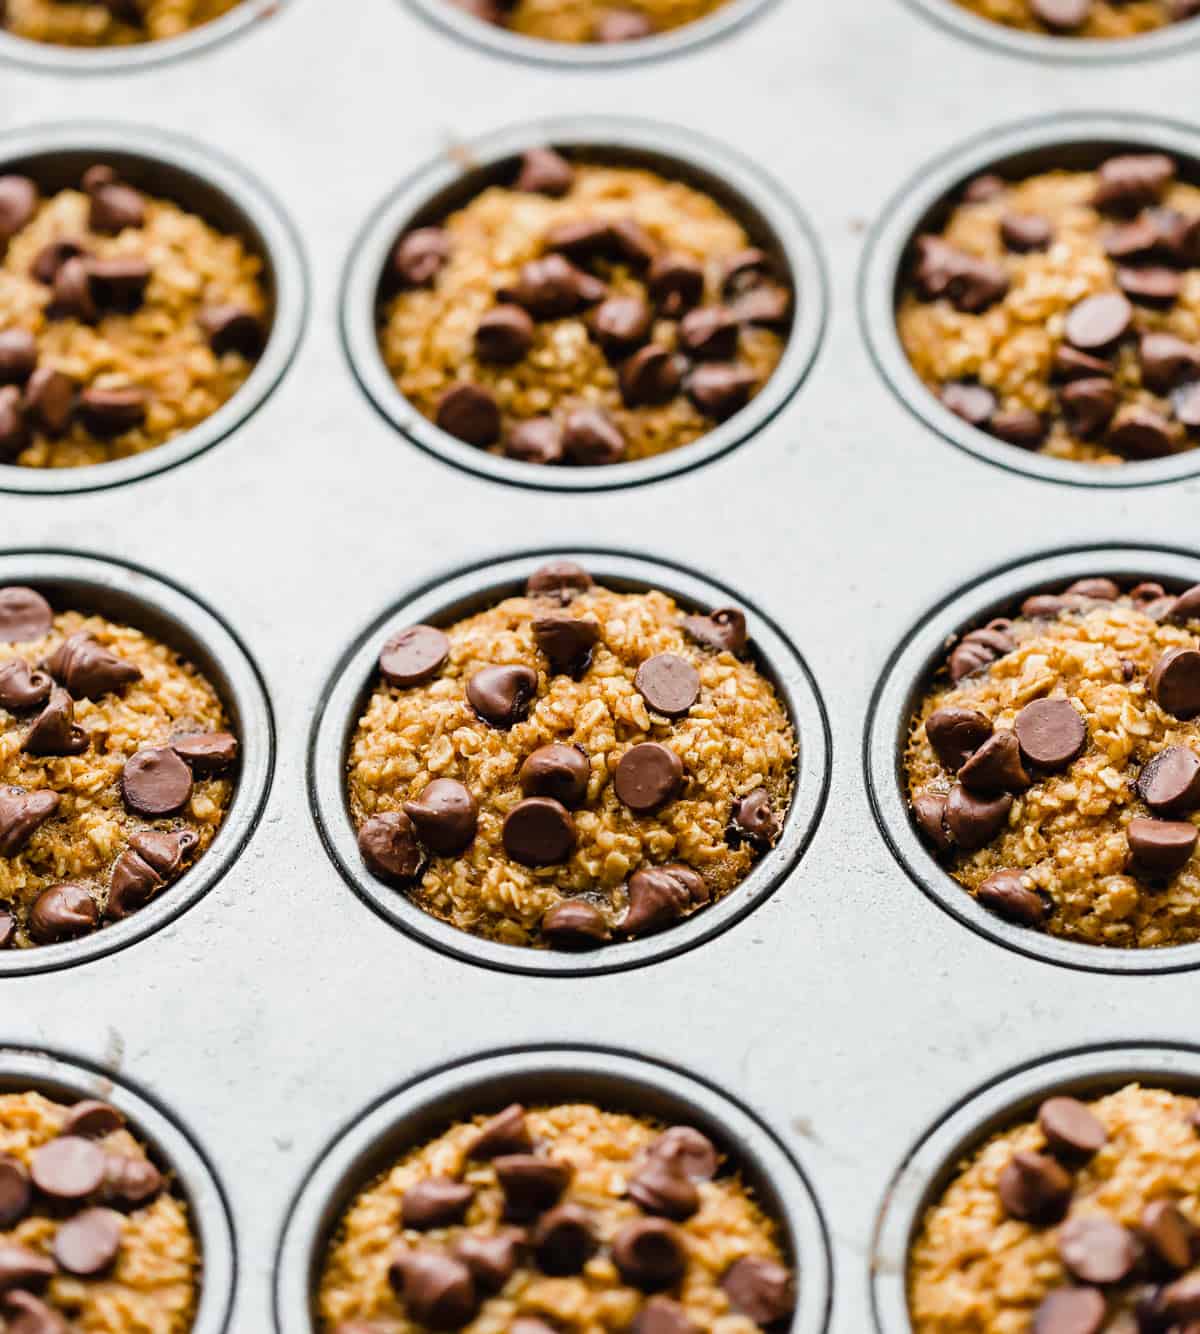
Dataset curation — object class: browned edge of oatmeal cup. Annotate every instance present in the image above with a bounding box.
[341,117,826,492]
[0,1044,234,1332]
[0,121,306,495]
[870,1041,1200,1334]
[273,1045,832,1334]
[308,549,829,977]
[865,544,1200,975]
[860,112,1200,488]
[0,549,274,977]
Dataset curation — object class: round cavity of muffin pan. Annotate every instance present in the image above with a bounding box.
[0,1044,234,1333]
[309,548,830,977]
[401,0,777,67]
[0,121,307,496]
[870,1041,1200,1333]
[341,116,826,492]
[0,0,283,73]
[865,544,1200,976]
[0,549,274,977]
[859,112,1200,488]
[274,1044,832,1334]
[902,0,1200,63]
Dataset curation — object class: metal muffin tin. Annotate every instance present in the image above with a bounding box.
[871,1041,1200,1332]
[0,120,307,495]
[342,115,827,492]
[0,1044,235,1334]
[309,547,829,976]
[274,1044,831,1334]
[3,1,1200,1330]
[860,111,1200,489]
[0,549,274,977]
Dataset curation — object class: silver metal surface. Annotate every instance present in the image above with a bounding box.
[343,116,826,491]
[275,1046,832,1333]
[310,548,829,975]
[0,3,1199,1331]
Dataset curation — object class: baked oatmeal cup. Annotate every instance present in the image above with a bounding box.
[0,0,244,47]
[943,0,1198,40]
[444,0,733,43]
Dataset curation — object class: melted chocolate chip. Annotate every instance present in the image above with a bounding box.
[519,744,590,807]
[0,787,59,857]
[53,1207,123,1277]
[403,779,478,856]
[467,664,538,728]
[467,1105,532,1160]
[612,1218,687,1291]
[121,748,193,818]
[998,1151,1073,1223]
[682,607,747,654]
[357,811,424,883]
[1127,815,1197,876]
[622,864,706,937]
[30,1135,105,1201]
[614,743,684,814]
[532,615,600,675]
[502,797,576,867]
[976,870,1048,927]
[22,687,88,758]
[493,1154,571,1221]
[532,1203,597,1275]
[720,1255,795,1324]
[635,653,699,718]
[379,625,450,689]
[1014,698,1087,771]
[45,632,140,699]
[402,1177,474,1230]
[0,588,52,644]
[541,900,610,948]
[926,707,993,772]
[29,884,98,944]
[1038,1097,1107,1158]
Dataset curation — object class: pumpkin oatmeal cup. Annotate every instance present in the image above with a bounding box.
[444,0,732,43]
[943,0,1198,40]
[0,0,244,47]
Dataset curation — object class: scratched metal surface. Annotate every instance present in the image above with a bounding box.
[1,1,1200,1330]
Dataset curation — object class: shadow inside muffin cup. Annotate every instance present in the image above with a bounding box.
[274,1045,831,1334]
[308,548,829,976]
[870,1041,1200,1334]
[341,116,826,492]
[859,112,1200,488]
[865,544,1200,976]
[0,1044,234,1334]
[0,121,306,495]
[0,549,274,976]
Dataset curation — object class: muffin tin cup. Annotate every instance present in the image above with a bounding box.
[274,1043,832,1334]
[0,549,274,977]
[865,543,1200,976]
[902,0,1200,64]
[870,1040,1200,1333]
[341,115,826,492]
[402,0,777,68]
[309,547,830,976]
[0,120,307,496]
[859,111,1200,489]
[0,0,284,75]
[0,1044,234,1333]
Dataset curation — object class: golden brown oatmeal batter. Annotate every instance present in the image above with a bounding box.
[0,583,239,950]
[349,560,795,950]
[0,164,266,469]
[0,1089,197,1332]
[1,0,243,47]
[450,0,730,43]
[382,147,791,468]
[905,576,1200,949]
[899,152,1200,465]
[909,1084,1200,1333]
[948,0,1196,38]
[319,1101,795,1332]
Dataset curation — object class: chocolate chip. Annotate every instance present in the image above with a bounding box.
[1032,1287,1105,1334]
[1141,333,1200,394]
[0,787,59,856]
[647,1126,718,1181]
[1118,264,1183,306]
[913,235,1009,313]
[29,884,98,943]
[1141,1200,1195,1272]
[628,1158,699,1221]
[686,363,755,422]
[1012,698,1087,773]
[1131,582,1168,607]
[1038,1097,1107,1157]
[358,811,423,883]
[532,615,600,676]
[78,386,146,437]
[22,687,87,758]
[632,1298,699,1334]
[1104,213,1162,260]
[729,281,792,329]
[989,406,1046,448]
[622,864,706,937]
[1159,1273,1200,1322]
[31,1134,105,1201]
[926,707,993,772]
[390,1247,478,1329]
[682,608,747,655]
[503,255,606,319]
[23,368,75,436]
[940,382,996,427]
[678,306,739,360]
[1065,292,1133,351]
[392,227,450,288]
[1059,1216,1138,1284]
[1149,647,1200,719]
[0,1243,54,1291]
[43,632,139,701]
[526,560,593,604]
[0,385,27,459]
[614,743,684,814]
[453,1228,524,1292]
[1065,578,1119,601]
[541,900,610,948]
[86,256,150,314]
[50,256,97,322]
[532,1202,596,1274]
[1001,212,1053,252]
[1127,814,1197,878]
[0,588,51,644]
[403,779,478,856]
[436,382,500,447]
[106,850,164,920]
[468,1104,532,1160]
[1054,346,1113,380]
[169,730,238,776]
[514,148,574,198]
[503,796,576,866]
[101,1154,162,1210]
[0,908,12,949]
[121,747,192,818]
[913,791,952,854]
[493,1154,571,1220]
[2,1289,72,1334]
[589,296,652,357]
[62,1100,124,1140]
[84,167,145,234]
[380,625,450,688]
[197,305,264,359]
[1060,376,1118,438]
[1138,746,1200,815]
[1169,584,1200,623]
[129,829,198,880]
[475,304,534,365]
[612,1218,686,1291]
[959,731,1030,796]
[998,1150,1073,1223]
[976,870,1048,927]
[467,664,537,728]
[31,239,86,286]
[620,345,684,408]
[402,1177,474,1230]
[1031,0,1091,28]
[562,406,625,465]
[595,7,654,38]
[53,1207,122,1277]
[720,1255,795,1324]
[648,253,703,318]
[1094,153,1176,215]
[505,417,563,465]
[635,653,699,718]
[0,177,38,244]
[730,788,781,847]
[544,218,655,270]
[0,330,35,385]
[0,1158,31,1228]
[520,744,590,807]
[943,785,1012,850]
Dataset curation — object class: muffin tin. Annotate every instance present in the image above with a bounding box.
[3,1,1200,1331]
